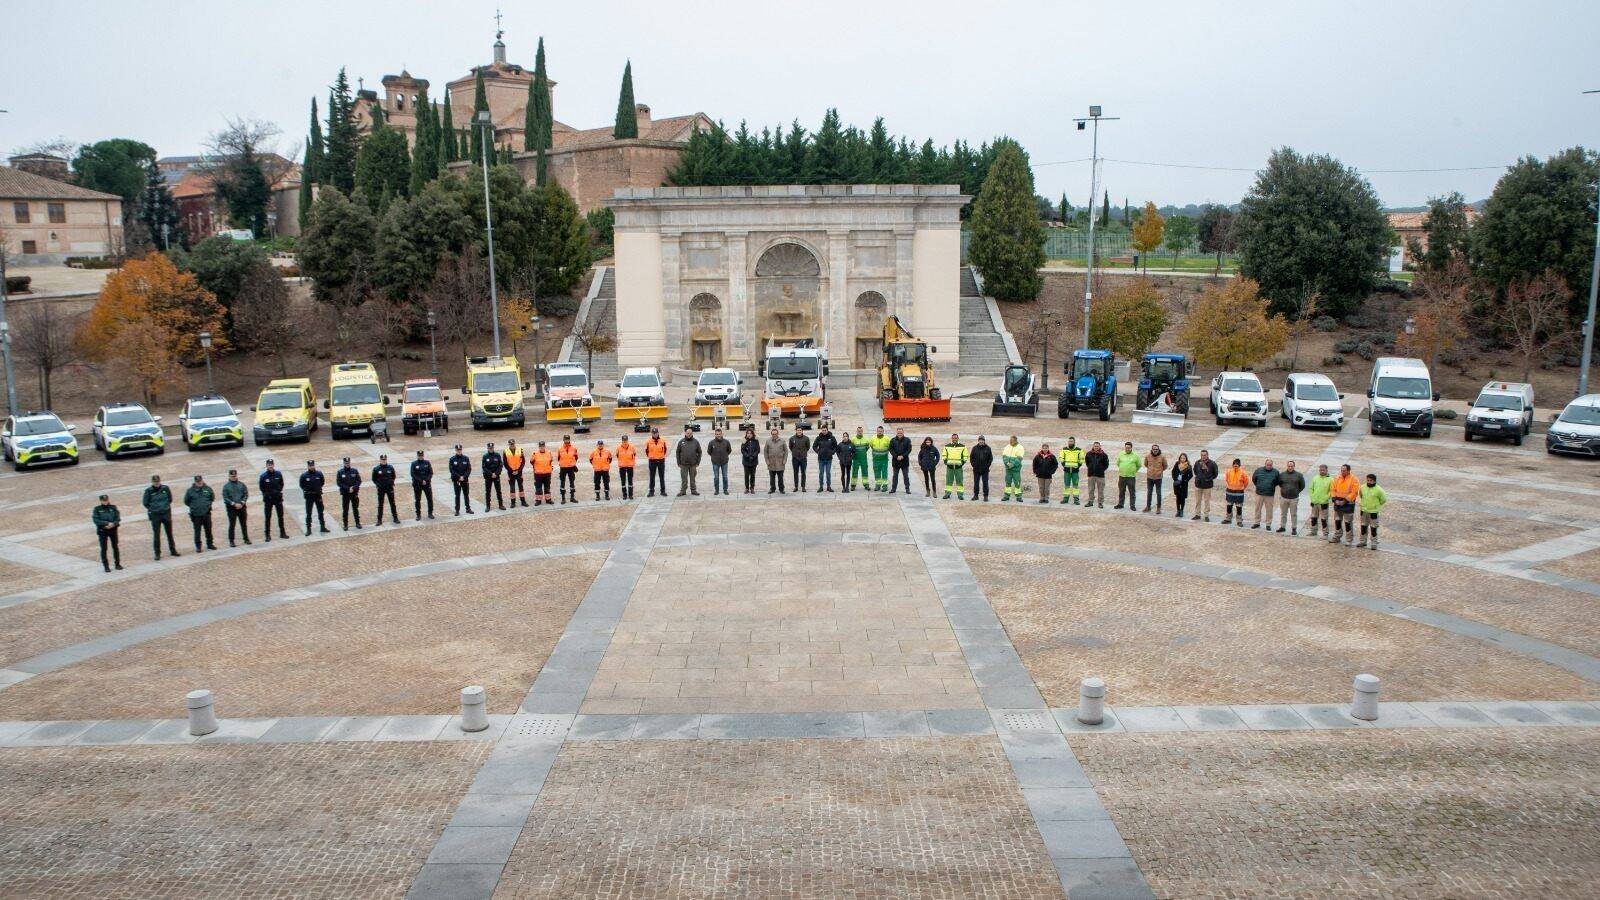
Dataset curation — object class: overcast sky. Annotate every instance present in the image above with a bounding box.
[5,0,1597,208]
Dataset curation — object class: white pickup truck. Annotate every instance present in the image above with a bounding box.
[1464,381,1534,445]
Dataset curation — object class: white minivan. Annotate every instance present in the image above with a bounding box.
[1546,394,1600,457]
[1281,373,1345,429]
[1367,357,1437,437]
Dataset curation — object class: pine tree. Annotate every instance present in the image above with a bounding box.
[613,61,638,139]
[531,178,593,295]
[300,97,324,229]
[1059,193,1070,224]
[323,69,360,194]
[354,117,411,214]
[441,94,458,162]
[526,37,552,152]
[867,117,902,183]
[1099,191,1110,227]
[966,139,1045,302]
[409,86,437,195]
[804,109,844,183]
[470,70,489,164]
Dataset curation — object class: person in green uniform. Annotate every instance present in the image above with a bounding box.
[1000,436,1026,501]
[869,426,892,491]
[183,474,216,553]
[1357,472,1387,549]
[1058,438,1085,504]
[941,433,968,499]
[1306,463,1333,538]
[849,426,871,491]
[92,494,122,572]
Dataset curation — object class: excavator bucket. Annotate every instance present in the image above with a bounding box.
[882,397,952,423]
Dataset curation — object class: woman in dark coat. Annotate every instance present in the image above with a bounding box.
[917,437,940,497]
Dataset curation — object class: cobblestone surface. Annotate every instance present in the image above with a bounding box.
[1072,727,1600,899]
[586,542,980,715]
[661,498,906,536]
[494,737,1063,899]
[0,555,602,719]
[1543,546,1600,583]
[0,558,61,595]
[0,741,489,898]
[1371,468,1598,518]
[968,551,1598,706]
[0,504,630,668]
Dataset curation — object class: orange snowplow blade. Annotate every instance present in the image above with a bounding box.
[882,398,951,423]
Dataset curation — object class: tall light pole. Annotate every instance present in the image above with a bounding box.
[477,109,503,358]
[426,309,439,379]
[198,331,214,393]
[0,251,16,415]
[531,314,544,399]
[1579,90,1600,396]
[1073,106,1119,350]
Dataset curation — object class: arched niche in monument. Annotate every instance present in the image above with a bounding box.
[752,241,823,351]
[853,291,888,367]
[689,293,724,368]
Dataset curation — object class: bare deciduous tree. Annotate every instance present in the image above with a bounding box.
[1496,269,1576,382]
[363,290,416,385]
[10,301,82,409]
[230,262,298,377]
[425,252,492,367]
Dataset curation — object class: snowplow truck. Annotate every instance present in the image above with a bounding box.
[1058,349,1117,420]
[878,315,951,423]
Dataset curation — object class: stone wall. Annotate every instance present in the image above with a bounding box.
[516,142,687,215]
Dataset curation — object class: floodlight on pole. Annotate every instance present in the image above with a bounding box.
[478,109,503,358]
[1578,90,1600,396]
[1073,105,1120,351]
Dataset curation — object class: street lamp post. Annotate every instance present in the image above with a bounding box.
[1578,90,1600,395]
[426,309,439,380]
[198,331,214,393]
[531,314,543,399]
[0,256,16,416]
[478,110,503,358]
[1073,106,1120,352]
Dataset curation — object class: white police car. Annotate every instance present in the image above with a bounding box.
[1,411,80,470]
[178,393,245,451]
[92,401,166,458]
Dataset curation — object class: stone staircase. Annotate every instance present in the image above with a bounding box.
[958,267,1011,377]
[571,268,619,381]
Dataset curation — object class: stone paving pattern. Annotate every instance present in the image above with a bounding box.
[0,741,489,898]
[1072,727,1600,898]
[1544,546,1600,582]
[493,737,1065,899]
[660,496,907,536]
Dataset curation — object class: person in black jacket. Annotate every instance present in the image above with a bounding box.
[787,427,811,492]
[813,427,838,493]
[300,461,329,535]
[968,436,994,501]
[739,431,761,495]
[707,429,733,495]
[1171,452,1193,518]
[1083,442,1110,508]
[259,460,289,541]
[411,450,436,520]
[335,457,363,530]
[888,428,914,494]
[1191,449,1218,522]
[1032,443,1059,504]
[916,437,940,497]
[92,494,122,572]
[481,443,505,510]
[372,454,399,525]
[449,444,475,515]
[835,432,856,494]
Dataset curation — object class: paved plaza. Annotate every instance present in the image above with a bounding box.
[1,393,1598,897]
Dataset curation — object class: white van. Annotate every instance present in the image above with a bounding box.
[1367,357,1437,437]
[1464,381,1534,444]
[1546,394,1600,457]
[1281,373,1345,429]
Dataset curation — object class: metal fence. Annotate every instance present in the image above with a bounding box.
[961,228,1234,265]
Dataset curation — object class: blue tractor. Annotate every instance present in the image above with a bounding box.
[1058,349,1117,420]
[1136,353,1192,415]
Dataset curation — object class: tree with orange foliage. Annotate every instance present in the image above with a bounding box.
[1130,202,1165,274]
[1180,277,1289,371]
[79,252,228,403]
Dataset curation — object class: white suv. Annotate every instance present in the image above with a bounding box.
[1281,373,1345,429]
[1210,371,1268,426]
[615,367,666,408]
[694,368,742,405]
[1,411,79,469]
[92,402,166,458]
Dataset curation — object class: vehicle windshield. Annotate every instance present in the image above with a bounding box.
[622,373,661,388]
[1072,357,1109,378]
[767,356,819,379]
[103,408,153,426]
[1221,377,1261,393]
[258,390,304,411]
[1295,383,1339,401]
[889,343,927,367]
[1558,404,1600,426]
[1376,376,1430,400]
[188,400,233,419]
[547,373,587,389]
[404,385,441,403]
[14,416,66,436]
[1474,393,1521,411]
[1146,361,1181,383]
[332,384,381,406]
[699,371,737,386]
[473,372,520,393]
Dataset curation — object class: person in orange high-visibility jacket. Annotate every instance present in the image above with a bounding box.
[530,441,555,506]
[503,439,528,508]
[1222,458,1250,526]
[615,436,638,500]
[1328,463,1361,547]
[589,441,614,501]
[644,429,669,497]
[556,436,581,504]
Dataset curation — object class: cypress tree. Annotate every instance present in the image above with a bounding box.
[1100,191,1110,227]
[966,139,1045,302]
[525,37,552,152]
[804,109,843,183]
[470,70,489,164]
[409,86,437,195]
[613,61,638,139]
[300,98,324,229]
[323,69,360,194]
[441,94,458,162]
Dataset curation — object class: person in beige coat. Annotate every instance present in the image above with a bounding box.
[1143,444,1169,513]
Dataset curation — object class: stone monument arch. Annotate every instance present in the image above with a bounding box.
[751,240,825,356]
[688,292,725,368]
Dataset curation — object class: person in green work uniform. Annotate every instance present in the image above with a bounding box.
[941,433,968,499]
[869,426,892,491]
[91,494,122,573]
[183,474,216,553]
[849,426,872,491]
[1113,442,1141,511]
[1306,463,1333,538]
[1357,472,1387,549]
[1058,438,1085,505]
[1001,435,1026,501]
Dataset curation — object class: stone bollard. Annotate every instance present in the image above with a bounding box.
[1351,673,1381,721]
[1077,677,1106,726]
[186,689,219,736]
[459,685,489,733]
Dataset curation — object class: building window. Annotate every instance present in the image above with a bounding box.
[12,202,28,224]
[47,202,66,224]
[396,95,405,110]
[21,240,37,254]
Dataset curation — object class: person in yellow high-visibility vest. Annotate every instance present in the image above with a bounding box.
[941,433,968,499]
[849,427,872,490]
[869,427,892,491]
[1000,436,1026,501]
[1058,438,1086,505]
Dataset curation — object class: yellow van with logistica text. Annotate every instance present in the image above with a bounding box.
[325,362,390,439]
[251,378,319,445]
[463,356,528,428]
